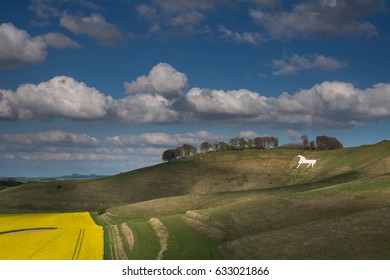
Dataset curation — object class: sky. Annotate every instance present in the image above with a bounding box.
[0,0,389,177]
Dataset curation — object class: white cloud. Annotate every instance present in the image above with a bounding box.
[0,23,47,67]
[113,94,179,123]
[124,63,188,99]
[0,76,109,120]
[0,23,81,68]
[1,63,390,129]
[219,25,263,45]
[272,53,347,75]
[185,88,269,117]
[60,12,125,46]
[250,0,384,38]
[182,81,390,128]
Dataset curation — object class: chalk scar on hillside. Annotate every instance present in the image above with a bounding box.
[121,223,134,250]
[149,218,169,260]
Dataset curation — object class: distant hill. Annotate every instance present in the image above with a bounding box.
[0,140,389,213]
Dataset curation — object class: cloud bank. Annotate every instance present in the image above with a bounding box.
[1,63,389,128]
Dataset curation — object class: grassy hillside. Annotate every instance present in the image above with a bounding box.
[1,140,389,259]
[1,140,389,213]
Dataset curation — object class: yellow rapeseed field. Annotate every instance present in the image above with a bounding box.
[0,212,104,260]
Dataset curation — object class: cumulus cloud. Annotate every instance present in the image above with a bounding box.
[250,0,384,38]
[0,76,109,120]
[0,23,47,67]
[181,81,390,128]
[219,25,263,45]
[184,88,269,119]
[60,12,125,46]
[272,53,347,75]
[124,63,188,99]
[1,63,390,128]
[0,23,80,68]
[112,94,179,123]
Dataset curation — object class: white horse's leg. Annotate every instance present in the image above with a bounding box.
[297,163,301,168]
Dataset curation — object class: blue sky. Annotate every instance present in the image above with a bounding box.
[1,0,389,176]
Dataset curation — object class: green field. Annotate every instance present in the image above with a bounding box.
[1,140,389,259]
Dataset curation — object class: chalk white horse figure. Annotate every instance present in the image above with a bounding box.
[296,155,316,168]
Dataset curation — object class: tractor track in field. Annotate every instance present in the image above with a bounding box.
[72,229,85,260]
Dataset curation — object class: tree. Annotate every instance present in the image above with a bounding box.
[309,140,316,150]
[270,136,279,148]
[215,141,230,151]
[181,144,197,157]
[254,137,265,149]
[162,149,176,162]
[238,137,247,150]
[316,135,343,150]
[200,142,210,153]
[229,137,241,150]
[247,139,254,149]
[301,135,309,150]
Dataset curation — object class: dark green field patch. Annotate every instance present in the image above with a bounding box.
[160,215,222,260]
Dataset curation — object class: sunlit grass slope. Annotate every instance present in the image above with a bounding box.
[1,141,389,213]
[94,141,390,260]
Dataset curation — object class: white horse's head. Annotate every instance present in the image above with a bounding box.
[296,155,303,158]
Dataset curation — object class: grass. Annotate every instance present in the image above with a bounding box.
[159,215,222,260]
[0,140,389,259]
[219,207,390,259]
[126,221,160,259]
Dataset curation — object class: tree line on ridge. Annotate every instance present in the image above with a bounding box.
[162,135,343,162]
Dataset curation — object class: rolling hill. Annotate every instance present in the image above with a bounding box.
[1,140,389,259]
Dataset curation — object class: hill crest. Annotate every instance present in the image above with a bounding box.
[0,140,389,213]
